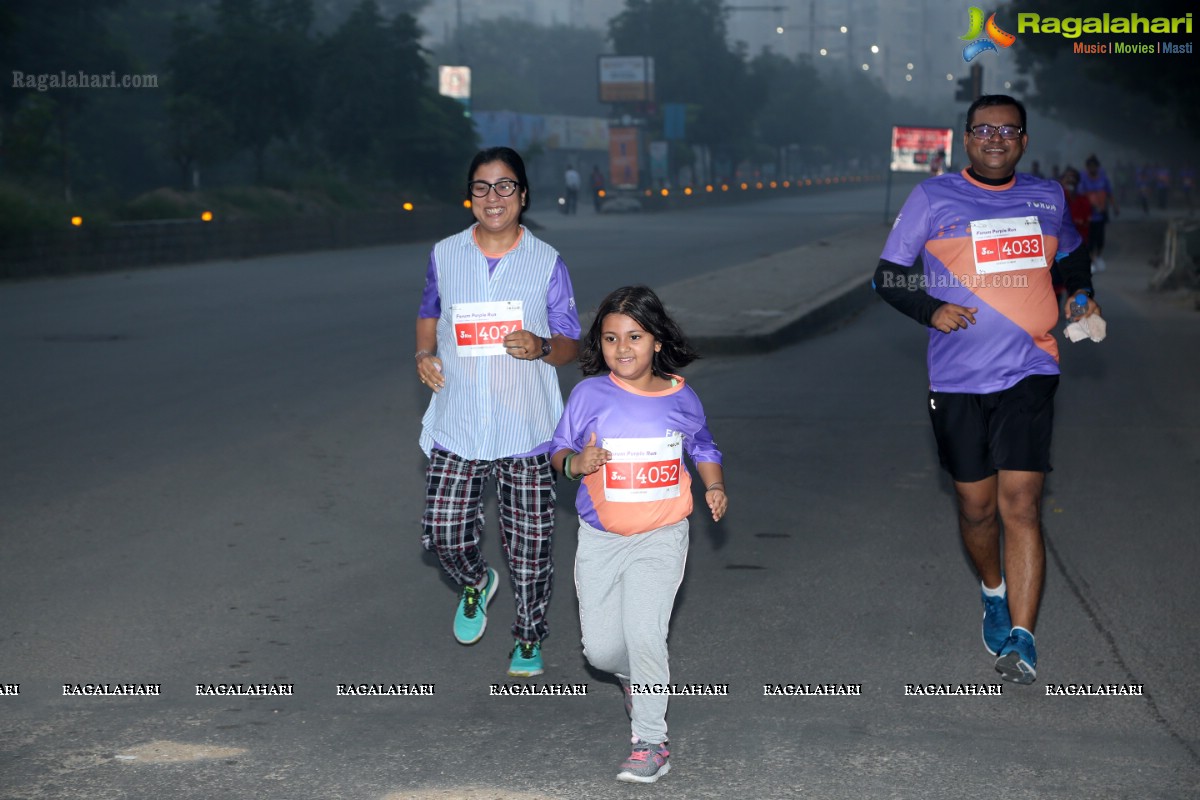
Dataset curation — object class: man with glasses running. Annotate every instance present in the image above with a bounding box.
[872,95,1097,685]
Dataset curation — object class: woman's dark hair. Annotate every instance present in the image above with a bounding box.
[580,286,700,378]
[466,147,530,213]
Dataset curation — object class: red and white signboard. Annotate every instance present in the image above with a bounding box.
[891,126,954,173]
[438,66,471,100]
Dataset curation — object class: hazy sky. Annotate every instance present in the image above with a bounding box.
[415,0,1024,109]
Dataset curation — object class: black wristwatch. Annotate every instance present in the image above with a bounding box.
[537,336,552,359]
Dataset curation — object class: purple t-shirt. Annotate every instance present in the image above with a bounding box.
[552,374,722,535]
[880,169,1083,393]
[1077,169,1113,220]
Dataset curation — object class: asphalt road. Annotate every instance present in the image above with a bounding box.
[0,191,1197,799]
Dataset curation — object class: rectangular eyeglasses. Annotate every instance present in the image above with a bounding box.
[967,124,1024,140]
[468,180,521,197]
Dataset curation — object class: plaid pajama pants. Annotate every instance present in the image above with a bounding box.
[421,448,556,643]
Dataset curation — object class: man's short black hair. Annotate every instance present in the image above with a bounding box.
[966,94,1027,132]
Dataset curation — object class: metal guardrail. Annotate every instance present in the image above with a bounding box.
[0,207,472,281]
[1152,217,1200,292]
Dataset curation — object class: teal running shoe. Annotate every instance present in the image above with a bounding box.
[995,627,1037,684]
[981,588,1011,656]
[617,740,670,784]
[453,567,497,645]
[507,639,544,677]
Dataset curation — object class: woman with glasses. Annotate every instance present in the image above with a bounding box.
[414,147,581,678]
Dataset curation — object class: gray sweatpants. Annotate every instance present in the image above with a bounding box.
[574,516,689,745]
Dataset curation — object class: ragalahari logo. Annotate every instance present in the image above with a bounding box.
[960,7,1016,62]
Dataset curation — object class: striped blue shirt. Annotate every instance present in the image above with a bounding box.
[418,225,580,460]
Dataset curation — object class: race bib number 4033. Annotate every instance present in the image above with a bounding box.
[452,300,523,357]
[970,216,1045,274]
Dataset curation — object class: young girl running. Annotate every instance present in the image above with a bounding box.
[550,286,727,784]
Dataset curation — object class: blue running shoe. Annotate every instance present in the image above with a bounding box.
[453,567,497,645]
[617,740,670,784]
[507,639,544,677]
[995,627,1037,684]
[981,588,1011,656]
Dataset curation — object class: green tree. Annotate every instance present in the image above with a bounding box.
[0,0,132,200]
[749,51,825,154]
[434,18,609,116]
[1002,0,1199,153]
[169,0,317,183]
[394,92,480,193]
[817,69,896,165]
[316,2,424,175]
[166,94,235,190]
[608,0,763,159]
[314,1,476,193]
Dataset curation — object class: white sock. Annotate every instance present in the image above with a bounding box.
[981,578,1006,597]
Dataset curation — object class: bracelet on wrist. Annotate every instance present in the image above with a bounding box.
[706,482,725,491]
[414,350,434,361]
[564,453,580,481]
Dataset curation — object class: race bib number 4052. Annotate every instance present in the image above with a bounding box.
[452,300,523,357]
[602,434,683,503]
[970,216,1045,274]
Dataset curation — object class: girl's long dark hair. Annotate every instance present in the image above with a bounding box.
[580,286,699,378]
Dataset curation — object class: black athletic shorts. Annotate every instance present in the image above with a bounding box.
[928,374,1058,483]
[1090,215,1107,251]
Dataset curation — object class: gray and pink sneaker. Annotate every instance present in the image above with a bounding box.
[617,740,670,784]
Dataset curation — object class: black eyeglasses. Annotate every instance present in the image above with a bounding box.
[468,179,521,198]
[967,124,1024,140]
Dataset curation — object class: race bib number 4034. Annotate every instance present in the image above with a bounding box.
[970,216,1045,274]
[602,435,683,503]
[452,300,523,357]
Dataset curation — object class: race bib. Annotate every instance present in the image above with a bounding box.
[452,300,523,357]
[970,216,1045,274]
[602,434,683,503]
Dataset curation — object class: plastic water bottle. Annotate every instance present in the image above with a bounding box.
[1070,292,1089,318]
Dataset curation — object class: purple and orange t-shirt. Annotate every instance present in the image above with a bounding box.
[881,169,1083,394]
[551,373,722,535]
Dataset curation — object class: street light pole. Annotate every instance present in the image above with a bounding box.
[455,0,463,63]
[801,1,847,60]
[723,4,787,52]
[729,2,853,61]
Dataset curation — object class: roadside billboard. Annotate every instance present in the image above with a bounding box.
[598,56,655,104]
[891,126,954,174]
[438,66,471,100]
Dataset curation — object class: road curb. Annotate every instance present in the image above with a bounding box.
[683,273,877,356]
